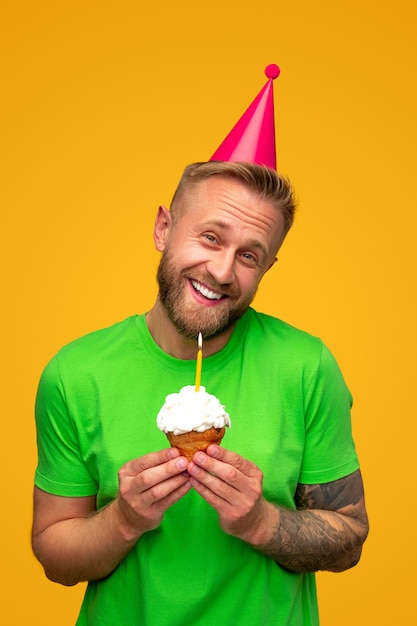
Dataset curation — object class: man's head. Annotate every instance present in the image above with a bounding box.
[153,162,296,341]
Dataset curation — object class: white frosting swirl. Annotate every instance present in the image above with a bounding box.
[156,385,231,435]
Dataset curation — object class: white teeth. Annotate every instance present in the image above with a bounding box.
[191,280,222,300]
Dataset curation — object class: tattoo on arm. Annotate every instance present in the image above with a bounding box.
[294,470,365,512]
[261,470,369,573]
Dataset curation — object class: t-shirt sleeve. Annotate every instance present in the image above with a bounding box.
[34,355,98,496]
[298,341,360,484]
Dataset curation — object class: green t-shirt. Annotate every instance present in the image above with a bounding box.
[35,308,359,625]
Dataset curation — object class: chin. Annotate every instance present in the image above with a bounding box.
[173,304,247,341]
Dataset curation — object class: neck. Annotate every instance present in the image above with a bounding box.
[146,297,235,360]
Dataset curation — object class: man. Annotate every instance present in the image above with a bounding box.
[32,70,368,625]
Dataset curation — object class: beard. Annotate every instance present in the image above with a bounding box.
[156,249,257,341]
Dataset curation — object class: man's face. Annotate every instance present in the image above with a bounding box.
[155,176,283,340]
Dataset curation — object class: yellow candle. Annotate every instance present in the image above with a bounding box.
[195,332,203,391]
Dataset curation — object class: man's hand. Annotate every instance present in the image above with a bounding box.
[115,448,191,540]
[187,445,269,542]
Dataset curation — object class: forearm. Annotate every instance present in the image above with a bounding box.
[248,500,368,573]
[32,499,141,586]
[33,450,192,586]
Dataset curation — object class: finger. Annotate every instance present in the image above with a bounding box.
[205,446,261,478]
[119,455,189,503]
[116,472,192,534]
[189,451,245,489]
[188,458,238,506]
[189,470,234,511]
[188,452,263,510]
[121,465,191,512]
[123,448,180,477]
[141,472,191,508]
[153,477,192,511]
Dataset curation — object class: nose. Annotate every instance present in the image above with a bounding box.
[206,250,236,285]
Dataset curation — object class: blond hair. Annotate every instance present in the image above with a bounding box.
[170,161,296,239]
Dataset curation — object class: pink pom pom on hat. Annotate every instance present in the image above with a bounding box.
[210,64,280,170]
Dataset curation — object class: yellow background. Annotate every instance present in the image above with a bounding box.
[2,1,416,623]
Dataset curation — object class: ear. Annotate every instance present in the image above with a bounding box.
[153,205,172,252]
[265,256,278,274]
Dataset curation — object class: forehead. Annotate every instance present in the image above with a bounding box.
[175,176,284,250]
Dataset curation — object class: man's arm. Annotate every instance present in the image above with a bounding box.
[257,470,368,572]
[188,447,369,573]
[32,449,191,586]
[32,488,135,585]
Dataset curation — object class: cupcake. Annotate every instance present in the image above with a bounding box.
[156,385,231,461]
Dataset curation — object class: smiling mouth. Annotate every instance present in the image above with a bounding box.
[190,279,226,301]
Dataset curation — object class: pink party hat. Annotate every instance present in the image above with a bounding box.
[210,64,280,170]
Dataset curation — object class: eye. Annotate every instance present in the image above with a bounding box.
[202,233,218,244]
[240,251,257,264]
